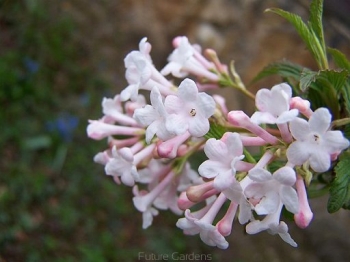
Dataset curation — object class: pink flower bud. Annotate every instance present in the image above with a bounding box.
[294,176,313,228]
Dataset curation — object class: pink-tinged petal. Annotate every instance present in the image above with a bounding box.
[323,130,350,153]
[273,166,296,186]
[166,114,188,135]
[93,152,109,165]
[145,121,158,144]
[279,186,299,214]
[142,207,159,229]
[133,105,157,126]
[238,199,253,224]
[119,147,134,162]
[197,92,216,118]
[246,220,264,234]
[272,222,298,247]
[150,87,167,116]
[189,115,210,137]
[250,112,276,124]
[273,83,292,98]
[309,108,331,134]
[270,88,290,115]
[248,168,272,182]
[213,170,233,191]
[289,118,310,141]
[254,191,279,215]
[223,132,243,157]
[244,183,265,199]
[203,138,229,161]
[178,78,198,102]
[286,141,310,165]
[198,226,229,249]
[222,181,243,202]
[255,89,271,112]
[309,149,330,172]
[120,84,139,101]
[276,109,299,124]
[198,160,229,179]
[164,95,183,114]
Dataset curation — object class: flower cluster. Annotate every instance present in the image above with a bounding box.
[87,36,349,248]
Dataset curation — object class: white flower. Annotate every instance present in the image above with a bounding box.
[102,95,137,126]
[176,196,229,249]
[133,86,175,143]
[161,36,218,81]
[251,83,298,125]
[246,201,297,247]
[245,166,299,215]
[198,132,244,202]
[164,78,216,137]
[132,186,159,229]
[287,108,350,172]
[105,146,139,186]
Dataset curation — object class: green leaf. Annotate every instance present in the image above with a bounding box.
[251,60,304,84]
[327,151,350,213]
[266,5,327,69]
[309,0,325,49]
[300,69,317,92]
[204,122,226,139]
[328,48,350,71]
[318,69,349,93]
[300,69,348,118]
[343,124,350,141]
[342,80,350,115]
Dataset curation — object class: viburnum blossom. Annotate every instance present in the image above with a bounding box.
[164,78,216,137]
[161,36,219,82]
[133,86,174,143]
[287,108,350,172]
[251,83,298,125]
[245,166,299,215]
[198,132,247,201]
[87,31,350,251]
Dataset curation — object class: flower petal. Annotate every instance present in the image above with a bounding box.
[189,115,210,137]
[309,149,330,172]
[248,168,272,182]
[279,185,299,214]
[309,108,331,134]
[286,141,310,165]
[289,117,310,141]
[273,166,296,186]
[178,78,198,102]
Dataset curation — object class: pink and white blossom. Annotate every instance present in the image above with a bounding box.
[287,108,350,172]
[161,36,219,81]
[133,87,175,143]
[176,193,229,249]
[245,166,299,215]
[198,132,245,202]
[251,83,298,125]
[164,78,216,137]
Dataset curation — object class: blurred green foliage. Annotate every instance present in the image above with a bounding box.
[0,1,208,261]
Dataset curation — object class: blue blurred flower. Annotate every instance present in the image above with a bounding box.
[47,113,79,142]
[23,57,40,74]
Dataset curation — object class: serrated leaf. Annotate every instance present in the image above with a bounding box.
[318,69,349,93]
[300,69,317,92]
[309,0,325,49]
[327,152,350,213]
[328,48,350,71]
[343,124,350,141]
[251,60,304,84]
[266,6,327,69]
[342,80,350,115]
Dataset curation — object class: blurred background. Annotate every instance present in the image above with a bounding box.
[1,0,350,261]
